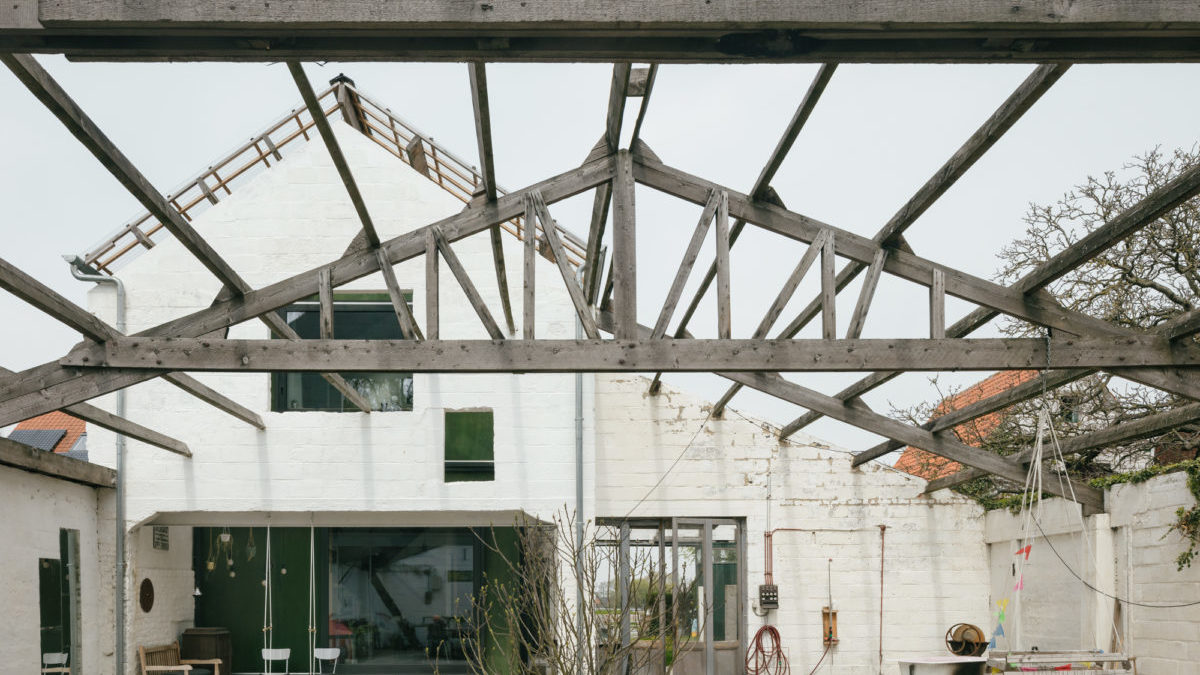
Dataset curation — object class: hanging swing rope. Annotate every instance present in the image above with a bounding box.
[263,523,274,670]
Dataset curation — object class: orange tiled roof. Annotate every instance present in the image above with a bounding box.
[14,411,86,454]
[894,370,1040,480]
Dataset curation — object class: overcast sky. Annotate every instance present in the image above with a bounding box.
[2,57,1199,451]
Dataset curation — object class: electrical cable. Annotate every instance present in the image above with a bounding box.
[745,625,789,675]
[1031,516,1200,609]
[622,407,715,518]
[806,643,831,675]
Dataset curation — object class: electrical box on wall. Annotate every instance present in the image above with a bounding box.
[822,607,838,645]
[758,584,779,610]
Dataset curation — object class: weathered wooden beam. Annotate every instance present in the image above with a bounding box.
[780,121,1200,436]
[530,192,600,339]
[375,249,423,340]
[488,225,516,335]
[0,436,116,489]
[633,155,1200,401]
[0,255,110,341]
[711,230,829,416]
[930,268,946,339]
[647,65,834,392]
[604,63,633,154]
[425,227,440,340]
[61,336,1200,373]
[161,373,266,430]
[1,53,250,291]
[651,189,721,339]
[468,61,498,202]
[715,190,732,340]
[819,231,837,339]
[16,5,1200,63]
[845,248,887,339]
[0,253,266,428]
[523,193,538,339]
[724,372,1103,511]
[432,227,505,340]
[854,310,1200,467]
[0,159,613,427]
[629,64,659,144]
[0,365,190,457]
[318,268,334,339]
[611,150,638,340]
[583,182,613,305]
[925,402,1200,493]
[288,61,381,248]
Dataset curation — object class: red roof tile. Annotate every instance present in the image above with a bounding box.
[14,411,86,454]
[894,370,1039,480]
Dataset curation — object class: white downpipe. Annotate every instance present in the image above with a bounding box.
[65,255,127,675]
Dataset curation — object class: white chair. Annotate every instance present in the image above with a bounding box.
[41,652,70,674]
[313,647,341,674]
[262,648,291,674]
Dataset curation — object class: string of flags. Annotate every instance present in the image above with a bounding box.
[993,542,1035,648]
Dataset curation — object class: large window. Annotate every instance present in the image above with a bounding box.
[271,293,414,412]
[444,410,494,482]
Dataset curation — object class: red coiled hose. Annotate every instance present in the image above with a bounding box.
[746,625,789,675]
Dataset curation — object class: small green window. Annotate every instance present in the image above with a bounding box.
[445,410,494,482]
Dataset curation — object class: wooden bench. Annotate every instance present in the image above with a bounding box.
[138,642,222,675]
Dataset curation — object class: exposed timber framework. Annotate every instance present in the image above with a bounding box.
[4,3,1200,515]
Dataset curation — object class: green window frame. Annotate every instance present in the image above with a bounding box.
[444,410,495,482]
[270,292,414,412]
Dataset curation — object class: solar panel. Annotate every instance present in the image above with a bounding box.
[8,428,67,452]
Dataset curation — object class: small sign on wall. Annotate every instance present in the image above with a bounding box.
[152,526,169,551]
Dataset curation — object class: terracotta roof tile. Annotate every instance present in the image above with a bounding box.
[13,411,86,454]
[895,370,1039,480]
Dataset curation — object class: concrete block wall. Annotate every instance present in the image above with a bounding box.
[986,472,1200,674]
[0,464,115,675]
[593,375,991,675]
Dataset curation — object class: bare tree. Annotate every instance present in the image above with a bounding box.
[434,511,700,675]
[893,147,1200,501]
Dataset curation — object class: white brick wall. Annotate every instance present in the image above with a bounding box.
[986,473,1200,674]
[594,375,991,675]
[0,464,115,675]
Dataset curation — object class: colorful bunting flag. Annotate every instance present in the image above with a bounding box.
[1015,544,1032,560]
[994,623,1005,638]
[997,598,1009,611]
[1014,575,1024,591]
[989,636,997,649]
[996,609,1006,623]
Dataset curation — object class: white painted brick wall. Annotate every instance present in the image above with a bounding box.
[0,464,115,675]
[593,375,991,674]
[986,473,1200,674]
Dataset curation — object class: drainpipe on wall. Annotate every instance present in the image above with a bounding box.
[65,255,127,675]
[574,308,586,674]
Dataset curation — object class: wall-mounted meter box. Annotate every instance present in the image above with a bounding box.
[758,584,779,610]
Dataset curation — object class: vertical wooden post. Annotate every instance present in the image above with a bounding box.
[425,228,439,340]
[821,232,836,339]
[930,268,946,339]
[318,268,334,339]
[715,190,732,340]
[611,150,637,340]
[523,193,537,339]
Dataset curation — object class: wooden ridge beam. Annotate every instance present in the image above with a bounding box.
[60,336,1200,373]
[648,64,835,392]
[925,401,1200,493]
[717,63,1068,414]
[288,61,381,248]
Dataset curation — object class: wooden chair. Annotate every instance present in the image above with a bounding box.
[138,642,222,675]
